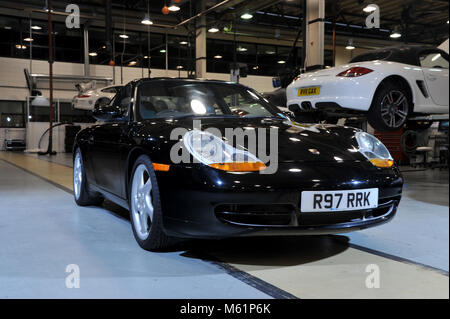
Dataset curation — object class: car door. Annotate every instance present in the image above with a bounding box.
[90,84,132,198]
[419,50,449,107]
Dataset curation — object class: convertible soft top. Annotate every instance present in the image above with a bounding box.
[350,44,444,66]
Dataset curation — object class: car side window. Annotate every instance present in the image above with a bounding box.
[419,52,449,69]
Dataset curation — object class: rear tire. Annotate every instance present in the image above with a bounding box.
[73,148,103,206]
[368,82,410,131]
[129,155,176,251]
[95,97,110,108]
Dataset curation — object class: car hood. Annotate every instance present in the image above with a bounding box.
[138,117,366,164]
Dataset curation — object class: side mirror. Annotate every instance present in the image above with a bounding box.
[92,104,124,121]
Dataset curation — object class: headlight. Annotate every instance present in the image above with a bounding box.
[183,130,266,172]
[355,131,394,168]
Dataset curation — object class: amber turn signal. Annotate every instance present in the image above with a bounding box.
[369,158,394,168]
[152,163,170,171]
[209,161,266,172]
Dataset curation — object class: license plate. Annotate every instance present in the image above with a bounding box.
[300,188,378,212]
[298,86,320,96]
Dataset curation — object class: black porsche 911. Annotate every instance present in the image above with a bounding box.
[73,78,403,250]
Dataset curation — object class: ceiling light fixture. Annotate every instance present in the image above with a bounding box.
[240,12,253,20]
[160,49,166,53]
[168,5,180,12]
[128,61,137,66]
[141,13,153,25]
[119,34,129,39]
[31,25,42,30]
[214,55,222,59]
[363,4,377,13]
[277,60,286,64]
[89,52,97,56]
[15,44,26,49]
[345,39,355,50]
[237,47,247,52]
[390,30,402,38]
[208,27,219,33]
[179,41,188,45]
[23,37,34,42]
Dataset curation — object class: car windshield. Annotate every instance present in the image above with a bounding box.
[137,81,279,120]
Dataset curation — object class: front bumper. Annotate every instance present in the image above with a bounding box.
[156,162,403,239]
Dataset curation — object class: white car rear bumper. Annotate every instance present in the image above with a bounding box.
[286,75,377,112]
[72,97,94,110]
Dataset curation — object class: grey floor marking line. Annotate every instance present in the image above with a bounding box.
[192,251,299,299]
[0,158,73,194]
[0,157,296,299]
[332,237,449,276]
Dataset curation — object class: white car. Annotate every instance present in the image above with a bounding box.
[287,45,449,131]
[72,83,123,110]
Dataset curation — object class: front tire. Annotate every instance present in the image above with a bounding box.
[73,148,103,206]
[368,83,410,131]
[129,155,175,251]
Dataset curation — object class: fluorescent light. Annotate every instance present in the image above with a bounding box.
[4,26,12,30]
[237,47,247,52]
[214,55,222,59]
[128,61,137,66]
[208,27,219,33]
[168,5,180,12]
[390,32,402,38]
[89,52,97,56]
[141,14,153,25]
[252,66,259,70]
[119,34,129,39]
[240,12,253,20]
[277,60,286,64]
[144,55,149,59]
[265,50,276,55]
[363,4,377,13]
[31,25,42,30]
[176,65,183,69]
[179,41,188,45]
[23,37,33,42]
[159,49,166,53]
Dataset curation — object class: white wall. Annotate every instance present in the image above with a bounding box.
[0,57,276,102]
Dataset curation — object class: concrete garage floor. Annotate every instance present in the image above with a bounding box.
[0,151,448,299]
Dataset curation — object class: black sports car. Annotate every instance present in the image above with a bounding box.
[73,78,403,250]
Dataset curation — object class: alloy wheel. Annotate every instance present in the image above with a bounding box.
[73,152,82,199]
[380,90,408,129]
[131,164,154,240]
